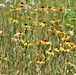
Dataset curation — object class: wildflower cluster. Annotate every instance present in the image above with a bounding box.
[8,1,76,66]
[0,0,76,74]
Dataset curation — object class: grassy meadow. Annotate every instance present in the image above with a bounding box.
[0,0,76,75]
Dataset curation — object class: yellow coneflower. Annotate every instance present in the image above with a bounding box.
[43,57,49,61]
[31,12,37,15]
[74,54,76,56]
[61,36,70,42]
[49,7,56,11]
[57,7,66,12]
[37,60,45,64]
[38,6,45,11]
[17,15,24,20]
[15,39,32,47]
[19,40,25,44]
[9,18,18,24]
[40,22,47,27]
[50,19,61,25]
[14,39,25,44]
[36,40,45,45]
[59,47,65,51]
[13,19,18,24]
[10,8,20,12]
[48,30,56,36]
[38,18,44,22]
[65,62,72,65]
[0,31,4,36]
[0,56,8,61]
[46,50,54,56]
[47,6,51,11]
[48,29,53,32]
[64,41,75,48]
[3,58,8,61]
[9,18,13,21]
[50,20,56,24]
[24,42,32,46]
[36,40,51,45]
[55,30,61,35]
[43,7,49,11]
[44,40,52,45]
[61,31,66,36]
[18,2,28,8]
[30,29,36,33]
[66,24,71,27]
[73,18,76,21]
[27,16,34,20]
[63,48,70,53]
[16,30,24,35]
[54,48,60,52]
[36,53,43,57]
[66,24,74,29]
[22,24,30,28]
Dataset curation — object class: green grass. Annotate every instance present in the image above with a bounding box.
[0,0,76,75]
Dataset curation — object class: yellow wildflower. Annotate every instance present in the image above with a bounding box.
[73,18,76,21]
[27,16,34,20]
[22,24,30,28]
[46,50,54,56]
[44,40,52,45]
[0,56,8,61]
[48,29,56,36]
[74,54,76,56]
[17,15,24,20]
[59,47,64,51]
[63,48,70,53]
[16,30,24,35]
[43,7,49,11]
[64,41,75,48]
[3,58,8,61]
[43,58,49,61]
[57,7,66,12]
[36,40,51,45]
[40,22,47,27]
[38,6,44,11]
[54,48,60,52]
[24,42,32,46]
[66,24,71,27]
[50,19,61,25]
[36,40,45,45]
[38,18,44,22]
[14,39,25,44]
[61,36,70,42]
[18,2,28,8]
[65,62,72,65]
[66,24,74,29]
[13,19,18,23]
[10,8,20,12]
[61,31,66,36]
[37,60,45,64]
[36,53,43,57]
[49,7,56,11]
[9,18,18,24]
[31,12,37,15]
[30,29,36,33]
[0,31,4,36]
[19,40,25,44]
[55,30,61,35]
